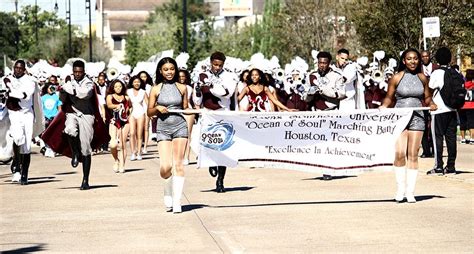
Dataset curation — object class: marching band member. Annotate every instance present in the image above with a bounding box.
[332,48,358,111]
[148,57,188,213]
[304,51,345,111]
[0,79,13,164]
[304,51,345,180]
[380,48,437,203]
[138,71,154,152]
[193,51,238,193]
[4,60,44,184]
[127,76,147,161]
[43,60,109,190]
[238,68,294,112]
[179,69,196,165]
[107,79,132,173]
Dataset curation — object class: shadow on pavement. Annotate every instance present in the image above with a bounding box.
[27,179,61,185]
[210,195,445,208]
[302,176,358,181]
[454,170,473,175]
[124,168,145,173]
[28,176,56,180]
[2,243,46,253]
[58,184,118,190]
[182,204,208,212]
[0,173,13,179]
[139,157,157,161]
[201,186,255,193]
[55,171,77,175]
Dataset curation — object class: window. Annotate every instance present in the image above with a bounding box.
[113,36,122,50]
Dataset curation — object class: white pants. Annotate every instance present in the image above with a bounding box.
[8,110,34,154]
[64,113,95,156]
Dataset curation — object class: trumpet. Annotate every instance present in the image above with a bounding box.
[371,70,384,83]
[273,68,285,81]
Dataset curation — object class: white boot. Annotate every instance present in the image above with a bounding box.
[394,166,406,202]
[164,176,173,211]
[172,176,185,213]
[406,169,418,203]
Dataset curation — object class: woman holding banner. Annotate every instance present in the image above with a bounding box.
[381,48,437,203]
[147,57,188,213]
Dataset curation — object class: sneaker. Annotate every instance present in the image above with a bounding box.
[113,161,119,173]
[426,167,444,175]
[12,172,21,182]
[460,139,466,144]
[130,154,136,161]
[183,159,189,166]
[444,166,457,175]
[142,148,147,154]
[469,139,474,145]
[136,154,142,161]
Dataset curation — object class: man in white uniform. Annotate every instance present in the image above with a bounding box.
[5,60,43,185]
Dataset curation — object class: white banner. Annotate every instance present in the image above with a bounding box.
[195,109,414,175]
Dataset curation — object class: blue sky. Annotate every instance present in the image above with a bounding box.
[1,0,97,29]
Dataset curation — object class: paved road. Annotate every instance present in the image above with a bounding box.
[1,142,473,253]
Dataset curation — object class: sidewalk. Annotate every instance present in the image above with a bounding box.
[1,142,473,253]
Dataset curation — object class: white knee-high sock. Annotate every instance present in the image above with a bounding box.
[394,166,406,202]
[164,176,173,210]
[172,176,185,213]
[406,169,418,203]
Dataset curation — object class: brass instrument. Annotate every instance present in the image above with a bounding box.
[371,69,384,83]
[106,67,119,80]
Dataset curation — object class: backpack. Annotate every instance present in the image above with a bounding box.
[438,67,466,109]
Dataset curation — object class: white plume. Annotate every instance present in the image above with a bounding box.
[356,56,369,66]
[131,62,157,76]
[176,52,190,70]
[388,58,397,69]
[373,50,385,61]
[311,49,319,62]
[85,61,106,78]
[269,56,280,69]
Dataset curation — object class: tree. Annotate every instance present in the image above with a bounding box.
[251,0,350,65]
[1,5,116,68]
[79,37,112,63]
[125,0,213,67]
[349,1,474,60]
[210,24,254,60]
[125,14,179,67]
[0,12,19,59]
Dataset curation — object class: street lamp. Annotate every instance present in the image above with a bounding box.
[86,0,92,62]
[182,0,187,52]
[54,0,59,13]
[35,0,38,44]
[66,0,72,57]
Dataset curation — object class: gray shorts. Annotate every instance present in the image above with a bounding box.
[406,110,425,131]
[156,114,188,142]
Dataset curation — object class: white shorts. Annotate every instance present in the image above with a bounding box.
[8,110,34,154]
